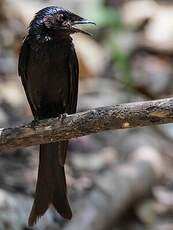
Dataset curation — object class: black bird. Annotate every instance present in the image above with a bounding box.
[18,6,95,226]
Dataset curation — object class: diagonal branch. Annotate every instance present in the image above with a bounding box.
[0,97,173,152]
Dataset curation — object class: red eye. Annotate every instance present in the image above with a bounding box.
[58,14,66,22]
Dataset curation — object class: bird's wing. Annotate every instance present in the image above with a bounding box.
[68,44,79,114]
[18,37,30,80]
[18,38,37,117]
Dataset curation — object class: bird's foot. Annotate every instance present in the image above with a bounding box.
[30,119,40,129]
[58,113,68,123]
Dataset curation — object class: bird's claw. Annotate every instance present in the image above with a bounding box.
[30,119,40,129]
[58,113,68,123]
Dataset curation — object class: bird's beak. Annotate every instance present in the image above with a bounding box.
[71,18,96,36]
[72,19,96,25]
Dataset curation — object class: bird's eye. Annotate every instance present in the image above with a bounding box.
[58,14,66,22]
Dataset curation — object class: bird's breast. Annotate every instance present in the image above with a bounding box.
[27,39,72,116]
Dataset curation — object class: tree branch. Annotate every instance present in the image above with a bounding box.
[0,97,173,152]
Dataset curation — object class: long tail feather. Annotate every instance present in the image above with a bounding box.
[28,142,72,226]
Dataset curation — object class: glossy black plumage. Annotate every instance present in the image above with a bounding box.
[18,6,95,226]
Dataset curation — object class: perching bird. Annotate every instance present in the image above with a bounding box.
[18,6,95,226]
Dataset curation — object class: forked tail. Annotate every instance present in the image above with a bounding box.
[28,142,72,226]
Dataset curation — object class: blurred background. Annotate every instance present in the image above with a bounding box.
[1,0,173,229]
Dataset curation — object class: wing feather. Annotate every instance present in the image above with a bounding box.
[18,38,37,117]
[68,45,79,114]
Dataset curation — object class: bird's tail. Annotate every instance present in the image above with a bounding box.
[28,142,72,226]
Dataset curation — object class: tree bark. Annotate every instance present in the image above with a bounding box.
[0,97,173,152]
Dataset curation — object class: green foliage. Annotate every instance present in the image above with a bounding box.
[83,3,135,97]
[82,4,122,29]
[109,39,135,97]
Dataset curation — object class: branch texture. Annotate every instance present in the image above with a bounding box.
[0,97,173,152]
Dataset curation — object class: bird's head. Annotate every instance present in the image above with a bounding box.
[29,6,95,37]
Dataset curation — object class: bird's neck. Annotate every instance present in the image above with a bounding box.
[28,22,72,43]
[28,29,73,44]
